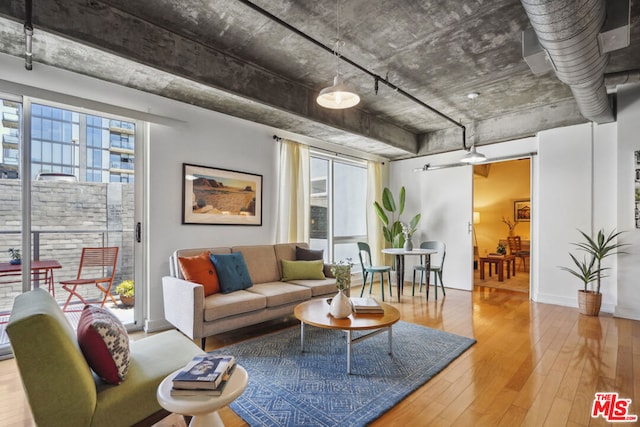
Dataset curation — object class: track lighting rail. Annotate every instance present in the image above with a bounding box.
[236,0,468,149]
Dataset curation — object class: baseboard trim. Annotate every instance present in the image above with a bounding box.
[144,318,174,333]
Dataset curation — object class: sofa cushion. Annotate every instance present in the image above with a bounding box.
[232,245,281,284]
[281,259,326,281]
[246,282,312,307]
[296,246,324,261]
[203,290,267,321]
[210,252,253,293]
[286,278,339,297]
[178,251,220,296]
[77,305,130,384]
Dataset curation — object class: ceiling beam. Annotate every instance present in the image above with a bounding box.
[0,0,418,156]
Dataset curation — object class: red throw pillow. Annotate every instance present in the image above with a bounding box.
[178,251,220,296]
[77,305,130,384]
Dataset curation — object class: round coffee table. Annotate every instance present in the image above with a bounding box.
[157,364,248,427]
[294,298,401,374]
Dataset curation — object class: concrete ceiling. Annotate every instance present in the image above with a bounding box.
[1,0,639,160]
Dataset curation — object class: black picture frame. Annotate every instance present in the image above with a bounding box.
[182,163,263,226]
[514,199,531,222]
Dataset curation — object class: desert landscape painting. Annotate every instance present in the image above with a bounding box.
[183,164,262,225]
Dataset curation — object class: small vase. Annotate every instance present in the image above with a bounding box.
[403,239,413,251]
[329,289,352,318]
[9,259,21,265]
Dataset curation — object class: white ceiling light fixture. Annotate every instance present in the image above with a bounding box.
[316,0,360,109]
[460,145,487,164]
[460,92,487,164]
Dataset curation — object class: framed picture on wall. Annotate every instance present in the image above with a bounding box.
[514,199,531,222]
[182,163,263,226]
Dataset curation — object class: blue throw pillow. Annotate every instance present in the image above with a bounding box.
[210,252,253,293]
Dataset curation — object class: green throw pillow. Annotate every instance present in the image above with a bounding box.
[281,259,326,281]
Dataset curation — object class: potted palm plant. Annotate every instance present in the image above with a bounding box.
[373,186,421,248]
[114,280,134,307]
[560,229,626,316]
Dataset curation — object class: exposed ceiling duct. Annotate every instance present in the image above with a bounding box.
[521,0,622,124]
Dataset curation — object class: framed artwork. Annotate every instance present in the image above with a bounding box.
[182,163,262,225]
[514,199,531,222]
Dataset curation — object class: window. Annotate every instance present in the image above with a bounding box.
[19,105,136,182]
[310,153,367,271]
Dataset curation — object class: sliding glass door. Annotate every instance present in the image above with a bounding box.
[0,93,143,357]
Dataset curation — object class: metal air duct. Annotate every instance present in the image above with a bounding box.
[521,0,614,123]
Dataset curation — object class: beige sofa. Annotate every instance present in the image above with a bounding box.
[162,243,337,347]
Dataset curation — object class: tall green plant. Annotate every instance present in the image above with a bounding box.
[573,229,627,294]
[373,187,421,248]
[559,253,599,292]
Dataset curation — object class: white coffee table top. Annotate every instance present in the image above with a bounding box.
[157,364,248,416]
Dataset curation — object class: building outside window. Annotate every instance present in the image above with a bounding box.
[1,100,135,182]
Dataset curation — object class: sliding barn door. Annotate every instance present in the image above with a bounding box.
[418,165,473,291]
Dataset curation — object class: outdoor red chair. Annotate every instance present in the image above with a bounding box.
[61,247,119,311]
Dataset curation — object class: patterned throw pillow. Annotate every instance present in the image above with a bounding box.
[77,305,130,384]
[178,251,220,296]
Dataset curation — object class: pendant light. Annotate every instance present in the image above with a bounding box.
[460,145,487,164]
[460,92,486,163]
[316,0,360,109]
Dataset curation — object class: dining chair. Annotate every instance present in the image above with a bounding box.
[411,241,446,300]
[357,242,393,302]
[61,247,119,311]
[507,236,529,271]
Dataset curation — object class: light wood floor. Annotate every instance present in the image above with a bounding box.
[1,281,637,427]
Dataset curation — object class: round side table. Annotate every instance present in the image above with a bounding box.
[157,364,248,427]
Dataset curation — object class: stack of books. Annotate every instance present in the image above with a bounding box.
[170,354,236,397]
[350,297,384,314]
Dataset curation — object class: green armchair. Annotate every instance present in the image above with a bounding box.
[7,289,203,427]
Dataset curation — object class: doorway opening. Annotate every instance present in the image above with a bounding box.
[473,159,531,293]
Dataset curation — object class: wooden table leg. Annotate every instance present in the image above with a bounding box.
[497,259,504,281]
[479,259,486,279]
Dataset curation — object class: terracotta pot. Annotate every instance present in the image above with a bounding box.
[119,295,134,307]
[577,290,601,316]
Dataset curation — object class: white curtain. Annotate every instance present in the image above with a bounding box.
[276,138,310,243]
[366,160,384,265]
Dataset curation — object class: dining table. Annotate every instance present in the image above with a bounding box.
[381,248,438,302]
[0,260,62,295]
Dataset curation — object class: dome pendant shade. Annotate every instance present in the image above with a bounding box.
[460,145,487,164]
[316,75,360,109]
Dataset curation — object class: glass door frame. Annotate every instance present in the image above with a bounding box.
[18,94,144,325]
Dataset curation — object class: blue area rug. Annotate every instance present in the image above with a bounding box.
[209,321,476,427]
